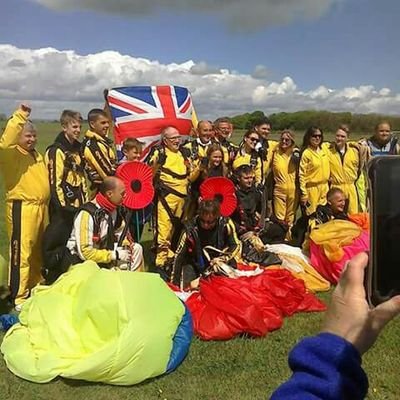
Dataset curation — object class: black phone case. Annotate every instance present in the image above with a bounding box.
[367,156,400,306]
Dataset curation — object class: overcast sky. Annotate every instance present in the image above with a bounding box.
[1,0,400,119]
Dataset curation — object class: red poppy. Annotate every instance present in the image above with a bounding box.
[116,161,155,210]
[200,177,237,217]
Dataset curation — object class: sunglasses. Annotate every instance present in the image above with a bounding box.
[312,134,322,138]
[248,137,259,142]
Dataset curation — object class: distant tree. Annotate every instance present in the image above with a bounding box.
[230,110,400,134]
[245,110,266,129]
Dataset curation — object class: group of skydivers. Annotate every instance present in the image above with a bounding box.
[0,102,398,310]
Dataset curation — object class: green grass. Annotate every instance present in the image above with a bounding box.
[0,122,399,399]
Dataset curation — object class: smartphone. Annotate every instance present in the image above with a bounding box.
[367,156,400,306]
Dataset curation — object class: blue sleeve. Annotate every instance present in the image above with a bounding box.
[270,333,368,400]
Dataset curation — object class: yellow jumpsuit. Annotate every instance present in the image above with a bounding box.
[232,149,263,185]
[326,143,360,214]
[215,139,239,165]
[81,130,117,190]
[259,140,279,180]
[272,148,298,225]
[299,147,330,215]
[0,110,50,306]
[183,139,210,161]
[149,147,189,267]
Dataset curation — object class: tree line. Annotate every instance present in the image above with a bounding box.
[230,110,400,133]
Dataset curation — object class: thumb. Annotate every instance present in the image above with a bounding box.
[371,295,400,332]
[337,252,368,292]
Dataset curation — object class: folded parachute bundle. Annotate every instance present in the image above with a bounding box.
[309,219,370,284]
[1,261,192,385]
[181,269,326,340]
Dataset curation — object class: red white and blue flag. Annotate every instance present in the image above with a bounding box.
[106,85,196,160]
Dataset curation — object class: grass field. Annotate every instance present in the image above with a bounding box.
[0,121,399,399]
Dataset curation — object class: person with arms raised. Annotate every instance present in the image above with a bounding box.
[0,103,50,311]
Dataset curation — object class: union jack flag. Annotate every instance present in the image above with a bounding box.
[106,85,196,160]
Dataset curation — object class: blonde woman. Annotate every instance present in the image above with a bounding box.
[299,126,330,215]
[272,130,299,225]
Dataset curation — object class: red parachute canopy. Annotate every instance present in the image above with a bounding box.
[200,177,237,217]
[116,161,155,210]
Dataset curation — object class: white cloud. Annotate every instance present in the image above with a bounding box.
[1,44,400,120]
[252,65,270,79]
[30,0,342,31]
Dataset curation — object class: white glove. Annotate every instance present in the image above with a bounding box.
[117,248,130,262]
[112,248,130,262]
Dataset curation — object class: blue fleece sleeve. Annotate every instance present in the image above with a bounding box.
[270,333,368,400]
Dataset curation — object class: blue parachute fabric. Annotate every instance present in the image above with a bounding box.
[0,314,19,332]
[166,303,193,373]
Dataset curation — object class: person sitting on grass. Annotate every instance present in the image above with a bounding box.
[67,176,143,272]
[171,199,241,289]
[291,187,348,248]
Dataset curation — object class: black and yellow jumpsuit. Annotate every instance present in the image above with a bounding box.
[0,109,50,306]
[232,147,263,185]
[43,133,88,281]
[81,130,116,192]
[149,147,190,267]
[171,217,240,288]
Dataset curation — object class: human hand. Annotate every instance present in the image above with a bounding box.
[88,170,102,184]
[115,247,130,262]
[322,252,400,355]
[300,197,309,207]
[20,103,31,115]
